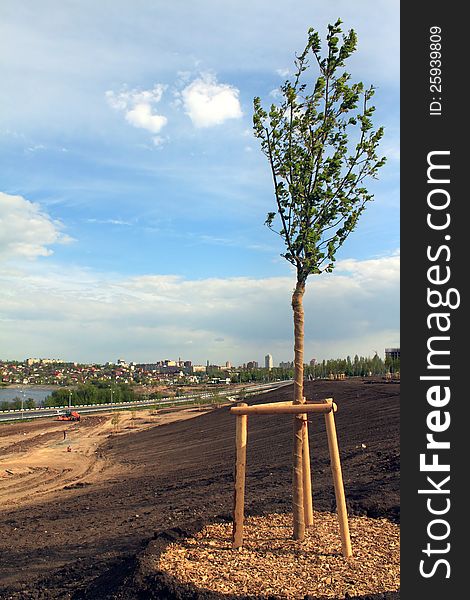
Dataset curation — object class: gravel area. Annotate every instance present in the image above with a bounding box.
[156,512,400,599]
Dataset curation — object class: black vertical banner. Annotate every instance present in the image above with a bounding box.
[401,3,466,598]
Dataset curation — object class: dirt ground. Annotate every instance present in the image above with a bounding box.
[0,408,210,510]
[0,379,400,599]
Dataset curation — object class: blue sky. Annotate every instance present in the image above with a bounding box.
[0,0,399,365]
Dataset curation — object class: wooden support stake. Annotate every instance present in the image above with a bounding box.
[232,403,248,548]
[230,402,336,415]
[324,409,353,558]
[302,415,314,526]
[292,413,304,540]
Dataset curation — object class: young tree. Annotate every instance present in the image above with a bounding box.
[253,19,386,540]
[111,410,122,433]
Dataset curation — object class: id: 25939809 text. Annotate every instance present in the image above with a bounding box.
[429,26,443,116]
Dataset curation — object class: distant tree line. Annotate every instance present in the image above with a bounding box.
[0,383,138,411]
[0,397,36,411]
[44,382,136,408]
[307,354,400,378]
[228,354,399,383]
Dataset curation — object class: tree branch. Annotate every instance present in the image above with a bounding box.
[265,128,298,265]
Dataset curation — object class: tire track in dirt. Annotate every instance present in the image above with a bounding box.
[0,414,132,508]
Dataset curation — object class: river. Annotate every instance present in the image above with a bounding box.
[0,386,59,406]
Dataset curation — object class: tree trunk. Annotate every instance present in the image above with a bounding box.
[292,279,305,541]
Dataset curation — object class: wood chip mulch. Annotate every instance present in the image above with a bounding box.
[156,512,399,599]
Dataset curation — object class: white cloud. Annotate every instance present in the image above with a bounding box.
[105,85,166,111]
[181,73,243,128]
[87,218,131,226]
[106,84,168,135]
[0,192,73,260]
[25,143,46,153]
[0,252,399,364]
[125,103,167,133]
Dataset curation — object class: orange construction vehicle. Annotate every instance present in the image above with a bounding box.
[56,410,80,422]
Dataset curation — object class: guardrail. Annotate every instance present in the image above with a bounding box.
[0,395,214,421]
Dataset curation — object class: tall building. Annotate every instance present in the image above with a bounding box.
[265,354,273,370]
[385,348,400,361]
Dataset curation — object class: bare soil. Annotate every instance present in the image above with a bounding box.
[0,408,211,510]
[0,379,400,599]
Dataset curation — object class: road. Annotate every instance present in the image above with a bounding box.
[0,380,292,422]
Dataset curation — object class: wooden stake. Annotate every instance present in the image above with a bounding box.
[232,403,248,548]
[292,413,304,540]
[302,415,314,526]
[230,402,335,415]
[324,409,353,558]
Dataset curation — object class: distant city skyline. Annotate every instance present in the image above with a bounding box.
[2,346,397,368]
[0,1,399,364]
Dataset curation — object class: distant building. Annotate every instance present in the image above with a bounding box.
[163,365,180,374]
[246,361,258,369]
[279,361,294,369]
[27,357,63,366]
[136,363,159,372]
[265,354,273,370]
[192,365,207,373]
[225,361,232,369]
[385,348,400,361]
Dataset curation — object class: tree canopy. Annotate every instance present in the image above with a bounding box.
[253,18,386,283]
